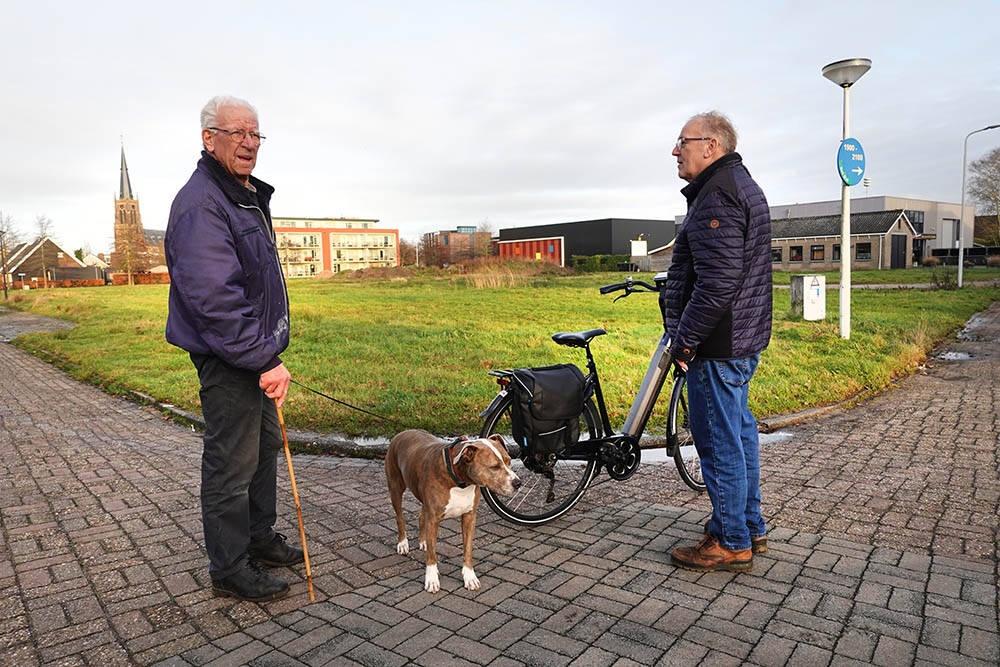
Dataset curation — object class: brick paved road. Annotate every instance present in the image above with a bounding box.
[1,304,998,666]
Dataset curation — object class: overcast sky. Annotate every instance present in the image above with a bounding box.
[3,1,999,253]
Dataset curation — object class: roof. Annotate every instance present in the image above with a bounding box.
[648,239,676,254]
[771,210,915,240]
[2,236,86,273]
[120,146,134,200]
[144,229,166,244]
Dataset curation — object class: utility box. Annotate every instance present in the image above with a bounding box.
[790,274,826,321]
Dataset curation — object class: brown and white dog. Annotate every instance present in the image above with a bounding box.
[385,429,520,592]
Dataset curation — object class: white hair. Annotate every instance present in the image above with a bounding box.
[200,95,257,130]
[688,111,738,153]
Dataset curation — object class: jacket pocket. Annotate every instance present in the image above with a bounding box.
[718,356,759,387]
[234,225,267,277]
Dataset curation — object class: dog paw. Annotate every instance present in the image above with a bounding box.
[418,540,427,551]
[424,565,440,593]
[396,539,409,555]
[462,566,480,591]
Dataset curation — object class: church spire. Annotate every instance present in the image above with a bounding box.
[119,144,134,200]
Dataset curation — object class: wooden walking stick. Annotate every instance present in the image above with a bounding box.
[275,402,316,601]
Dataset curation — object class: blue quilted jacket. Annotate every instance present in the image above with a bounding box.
[665,152,772,362]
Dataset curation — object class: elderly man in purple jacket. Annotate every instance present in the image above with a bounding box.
[665,111,772,573]
[165,95,302,601]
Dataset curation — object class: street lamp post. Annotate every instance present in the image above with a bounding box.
[823,57,871,340]
[957,124,1000,288]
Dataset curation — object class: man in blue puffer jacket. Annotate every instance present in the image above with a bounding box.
[166,95,301,601]
[665,111,772,573]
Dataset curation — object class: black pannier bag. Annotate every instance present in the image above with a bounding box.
[509,364,587,455]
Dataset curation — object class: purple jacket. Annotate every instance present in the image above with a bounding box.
[165,152,289,372]
[665,152,772,362]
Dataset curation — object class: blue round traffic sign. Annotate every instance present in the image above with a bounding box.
[837,137,866,186]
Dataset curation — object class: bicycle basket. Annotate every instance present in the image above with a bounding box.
[509,364,587,455]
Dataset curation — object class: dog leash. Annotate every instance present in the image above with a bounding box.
[289,380,471,445]
[290,379,403,426]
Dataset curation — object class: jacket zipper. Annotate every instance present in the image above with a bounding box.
[237,203,290,337]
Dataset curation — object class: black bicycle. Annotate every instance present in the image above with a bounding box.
[478,273,704,526]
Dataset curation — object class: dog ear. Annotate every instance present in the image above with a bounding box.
[488,434,505,448]
[460,443,479,463]
[452,442,478,465]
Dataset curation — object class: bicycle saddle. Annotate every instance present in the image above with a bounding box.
[551,329,607,348]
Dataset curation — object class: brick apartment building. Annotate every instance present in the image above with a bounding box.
[273,217,399,277]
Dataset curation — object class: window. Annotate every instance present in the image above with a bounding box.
[904,209,925,233]
[790,246,803,262]
[770,248,782,263]
[942,218,959,244]
[856,242,872,261]
[810,245,825,261]
[832,244,840,261]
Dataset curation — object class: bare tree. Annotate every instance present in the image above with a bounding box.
[968,146,1000,246]
[419,233,443,267]
[476,219,494,258]
[34,214,54,288]
[0,211,19,299]
[113,217,149,286]
[398,238,417,266]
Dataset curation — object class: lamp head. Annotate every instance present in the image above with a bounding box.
[822,58,872,88]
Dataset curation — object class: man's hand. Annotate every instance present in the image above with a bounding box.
[260,363,292,408]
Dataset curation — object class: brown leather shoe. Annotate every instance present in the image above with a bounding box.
[702,526,768,554]
[672,535,753,572]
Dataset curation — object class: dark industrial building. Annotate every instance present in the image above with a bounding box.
[498,218,675,267]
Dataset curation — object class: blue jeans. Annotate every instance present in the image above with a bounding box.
[685,355,766,551]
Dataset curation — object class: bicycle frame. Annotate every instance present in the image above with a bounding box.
[581,334,673,446]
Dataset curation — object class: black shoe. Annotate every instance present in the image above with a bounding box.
[248,532,305,567]
[212,561,289,601]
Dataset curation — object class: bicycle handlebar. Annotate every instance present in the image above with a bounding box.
[599,282,628,295]
[599,277,659,296]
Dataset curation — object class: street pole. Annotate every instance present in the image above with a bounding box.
[958,124,1000,288]
[823,58,871,340]
[839,84,852,339]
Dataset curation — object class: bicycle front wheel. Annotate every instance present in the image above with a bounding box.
[667,375,706,492]
[479,395,600,526]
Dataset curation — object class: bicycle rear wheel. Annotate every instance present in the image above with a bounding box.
[480,395,600,526]
[667,375,706,492]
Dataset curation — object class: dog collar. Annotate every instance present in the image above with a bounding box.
[444,438,470,489]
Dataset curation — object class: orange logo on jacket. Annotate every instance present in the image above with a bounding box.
[709,219,720,228]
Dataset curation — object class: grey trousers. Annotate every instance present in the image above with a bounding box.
[191,353,281,578]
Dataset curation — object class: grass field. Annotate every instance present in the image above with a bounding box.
[770,265,1000,286]
[6,273,998,437]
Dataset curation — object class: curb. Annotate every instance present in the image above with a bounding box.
[128,391,389,460]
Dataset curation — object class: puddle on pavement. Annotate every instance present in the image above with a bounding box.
[936,351,973,361]
[957,315,987,341]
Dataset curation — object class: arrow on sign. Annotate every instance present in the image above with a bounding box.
[852,167,863,175]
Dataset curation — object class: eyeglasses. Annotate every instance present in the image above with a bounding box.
[209,127,266,144]
[675,136,713,150]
